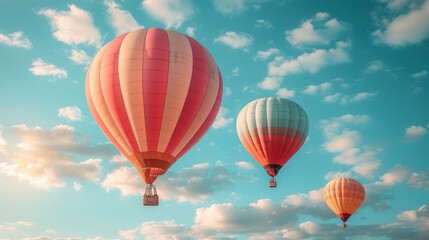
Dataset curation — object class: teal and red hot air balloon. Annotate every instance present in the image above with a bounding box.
[236,97,308,187]
[86,28,223,205]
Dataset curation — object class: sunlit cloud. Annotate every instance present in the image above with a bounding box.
[213,107,234,129]
[57,106,83,121]
[373,0,429,46]
[29,58,68,78]
[38,4,101,46]
[68,49,90,65]
[276,88,295,98]
[104,0,143,35]
[142,0,194,29]
[235,161,254,170]
[214,31,253,51]
[0,31,32,49]
[404,125,427,141]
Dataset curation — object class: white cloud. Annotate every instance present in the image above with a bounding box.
[286,12,348,47]
[324,91,378,104]
[276,88,295,98]
[214,31,253,51]
[397,210,418,221]
[68,49,90,65]
[373,0,429,46]
[0,124,113,190]
[408,170,429,191]
[325,130,361,152]
[254,48,280,61]
[29,58,67,78]
[0,221,34,231]
[351,92,379,102]
[73,182,82,191]
[213,0,245,16]
[185,27,196,37]
[255,19,273,28]
[57,106,83,121]
[0,31,32,49]
[38,4,101,46]
[102,163,235,203]
[366,60,385,72]
[104,0,143,35]
[404,125,427,141]
[0,131,6,153]
[302,82,332,95]
[118,229,138,240]
[235,161,254,170]
[213,107,234,129]
[371,165,410,187]
[258,41,350,90]
[412,70,428,78]
[299,221,320,235]
[142,0,194,29]
[119,220,190,240]
[353,160,382,178]
[231,67,240,77]
[224,86,232,96]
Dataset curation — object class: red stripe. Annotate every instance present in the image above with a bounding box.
[142,28,170,151]
[100,33,140,153]
[165,36,210,154]
[176,68,223,160]
[85,64,128,156]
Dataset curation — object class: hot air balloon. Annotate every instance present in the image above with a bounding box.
[236,97,309,187]
[323,178,365,228]
[85,28,223,206]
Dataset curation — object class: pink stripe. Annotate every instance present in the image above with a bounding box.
[100,33,140,153]
[85,64,128,156]
[165,36,210,154]
[142,28,170,151]
[176,68,223,159]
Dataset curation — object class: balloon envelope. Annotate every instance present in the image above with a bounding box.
[236,97,309,180]
[324,177,365,227]
[86,28,223,185]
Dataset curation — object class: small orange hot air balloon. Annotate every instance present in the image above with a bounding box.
[323,178,365,228]
[85,28,222,206]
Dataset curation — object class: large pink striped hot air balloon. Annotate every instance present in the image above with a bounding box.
[85,28,223,205]
[236,97,309,187]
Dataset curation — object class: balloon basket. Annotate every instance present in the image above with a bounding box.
[269,178,277,188]
[143,184,159,206]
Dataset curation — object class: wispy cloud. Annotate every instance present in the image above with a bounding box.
[0,124,114,190]
[253,48,280,61]
[214,31,253,51]
[302,82,332,95]
[323,91,379,104]
[68,49,91,65]
[57,106,83,121]
[366,60,385,72]
[185,27,196,37]
[373,0,429,46]
[38,4,101,46]
[0,31,32,49]
[104,0,143,35]
[212,0,246,16]
[255,19,273,28]
[411,70,428,78]
[29,58,68,78]
[142,0,194,29]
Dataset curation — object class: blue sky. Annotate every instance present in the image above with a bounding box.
[0,0,429,239]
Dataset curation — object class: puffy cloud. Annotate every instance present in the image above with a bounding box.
[0,221,34,231]
[73,182,82,191]
[412,70,428,78]
[0,31,32,49]
[234,161,254,170]
[57,106,83,121]
[299,221,320,235]
[258,41,350,90]
[352,160,382,178]
[104,0,143,35]
[373,0,429,46]
[0,124,114,189]
[255,19,273,29]
[38,5,101,46]
[118,229,138,240]
[142,0,194,29]
[68,49,90,65]
[302,82,332,95]
[119,220,192,240]
[276,88,295,98]
[102,163,235,203]
[325,130,361,153]
[286,12,348,47]
[29,58,67,78]
[213,107,234,129]
[214,31,253,51]
[253,48,280,61]
[213,0,245,16]
[404,125,427,141]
